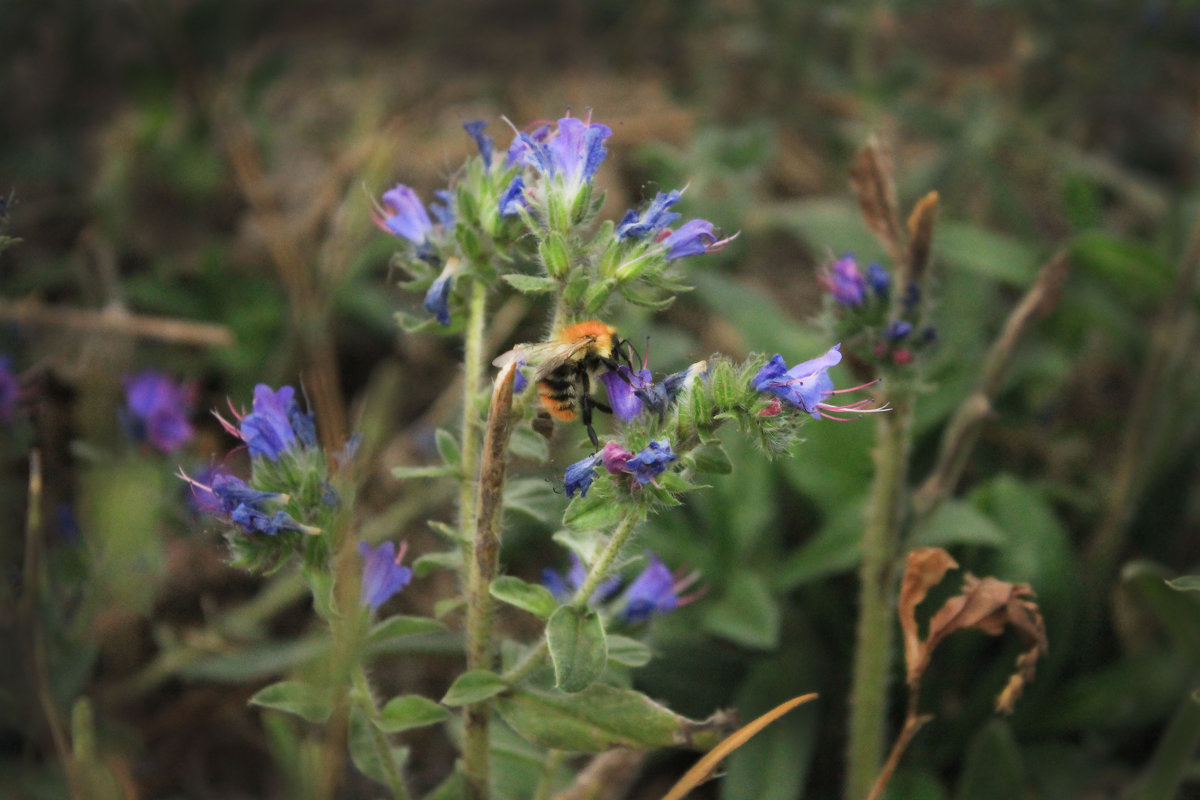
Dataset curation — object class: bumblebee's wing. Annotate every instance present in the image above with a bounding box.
[494,339,595,376]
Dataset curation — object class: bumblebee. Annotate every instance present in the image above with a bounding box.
[494,321,627,447]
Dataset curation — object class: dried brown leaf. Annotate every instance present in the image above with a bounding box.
[898,548,1048,714]
[905,191,939,285]
[849,137,905,268]
[898,548,959,687]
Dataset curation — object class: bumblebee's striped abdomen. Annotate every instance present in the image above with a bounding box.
[538,374,579,421]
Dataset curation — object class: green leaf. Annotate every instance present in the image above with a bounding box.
[552,529,610,565]
[955,720,1025,800]
[442,670,508,706]
[491,576,559,619]
[936,220,1041,286]
[582,277,617,312]
[618,280,677,310]
[1123,562,1200,661]
[422,767,466,800]
[1166,575,1200,592]
[392,464,459,480]
[507,424,550,463]
[375,695,452,733]
[1070,231,1173,298]
[414,549,463,577]
[503,477,560,525]
[250,680,334,723]
[502,273,559,294]
[367,615,446,645]
[494,684,693,752]
[435,428,461,466]
[547,605,608,693]
[348,705,409,786]
[564,490,624,530]
[606,635,652,668]
[181,637,330,682]
[703,572,780,650]
[909,499,1009,549]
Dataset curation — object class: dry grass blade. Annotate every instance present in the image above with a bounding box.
[905,191,939,285]
[660,693,818,800]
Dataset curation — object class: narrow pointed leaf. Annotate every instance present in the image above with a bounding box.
[367,615,445,645]
[491,576,559,619]
[376,695,452,733]
[442,670,508,707]
[250,680,334,723]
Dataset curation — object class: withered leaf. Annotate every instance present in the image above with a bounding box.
[905,191,939,286]
[849,136,905,269]
[898,547,1048,714]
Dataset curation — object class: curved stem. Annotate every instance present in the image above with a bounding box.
[570,510,642,610]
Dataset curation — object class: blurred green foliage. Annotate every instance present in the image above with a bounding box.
[3,0,1200,798]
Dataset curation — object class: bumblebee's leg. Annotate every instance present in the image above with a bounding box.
[578,370,601,448]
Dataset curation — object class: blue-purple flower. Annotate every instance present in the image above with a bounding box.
[866,262,890,297]
[463,120,494,172]
[752,346,841,418]
[884,320,913,341]
[624,439,677,486]
[498,176,527,216]
[429,189,455,228]
[661,219,737,260]
[617,190,682,240]
[599,365,653,421]
[825,254,867,307]
[564,451,604,498]
[184,471,315,536]
[123,370,195,453]
[372,184,433,244]
[0,356,19,424]
[217,384,316,461]
[424,258,459,326]
[635,361,707,421]
[508,114,612,190]
[616,552,685,624]
[359,540,413,611]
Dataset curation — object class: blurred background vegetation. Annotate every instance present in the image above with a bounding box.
[3,0,1200,798]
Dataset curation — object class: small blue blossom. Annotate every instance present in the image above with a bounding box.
[903,282,921,312]
[752,345,842,418]
[509,115,612,190]
[195,472,313,536]
[866,262,890,297]
[598,366,652,421]
[661,219,736,260]
[884,320,913,341]
[616,552,680,624]
[564,451,604,498]
[617,190,682,240]
[635,361,706,421]
[624,439,677,486]
[498,176,527,216]
[359,540,413,612]
[122,370,195,453]
[238,385,310,460]
[463,120,493,172]
[429,189,455,228]
[424,259,458,326]
[373,184,433,244]
[826,255,866,307]
[0,356,20,424]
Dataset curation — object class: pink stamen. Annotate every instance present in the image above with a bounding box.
[395,540,409,565]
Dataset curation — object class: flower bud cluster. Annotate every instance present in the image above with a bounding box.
[184,384,340,572]
[375,112,737,328]
[822,253,937,370]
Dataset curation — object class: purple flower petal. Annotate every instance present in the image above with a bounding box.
[359,540,413,611]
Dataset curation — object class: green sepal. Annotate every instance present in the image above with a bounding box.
[618,281,677,311]
[250,680,334,723]
[442,670,508,706]
[564,486,624,530]
[563,273,590,305]
[582,277,618,313]
[491,576,559,619]
[539,232,572,279]
[304,564,336,622]
[503,273,560,295]
[435,429,461,466]
[427,520,464,543]
[547,605,608,693]
[375,695,452,733]
[494,684,707,753]
[507,425,550,463]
